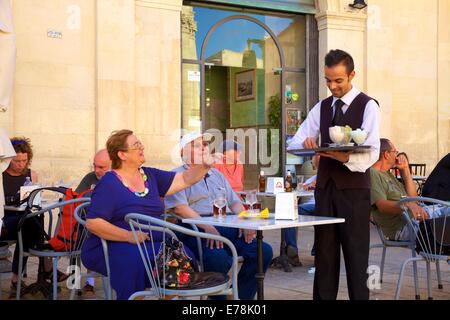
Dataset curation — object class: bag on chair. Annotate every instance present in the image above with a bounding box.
[153,237,195,288]
[153,238,228,289]
[47,188,91,252]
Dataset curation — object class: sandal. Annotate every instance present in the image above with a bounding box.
[43,269,70,283]
[9,280,28,298]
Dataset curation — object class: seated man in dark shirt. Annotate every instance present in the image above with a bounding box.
[76,149,111,193]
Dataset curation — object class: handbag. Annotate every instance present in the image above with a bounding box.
[153,238,195,288]
[153,237,228,289]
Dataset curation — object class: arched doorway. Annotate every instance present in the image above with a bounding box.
[182,5,308,185]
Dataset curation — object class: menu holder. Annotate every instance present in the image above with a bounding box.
[288,145,371,157]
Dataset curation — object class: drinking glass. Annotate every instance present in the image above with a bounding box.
[213,196,227,219]
[296,175,305,192]
[245,190,258,213]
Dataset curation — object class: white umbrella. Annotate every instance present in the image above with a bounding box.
[0,128,16,234]
[0,0,16,112]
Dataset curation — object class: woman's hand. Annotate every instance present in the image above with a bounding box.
[127,230,150,244]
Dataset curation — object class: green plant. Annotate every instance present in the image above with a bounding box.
[268,93,281,128]
[266,93,282,176]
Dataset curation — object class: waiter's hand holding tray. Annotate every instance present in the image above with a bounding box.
[288,145,371,157]
[288,127,370,157]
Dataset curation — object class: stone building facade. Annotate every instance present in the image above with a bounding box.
[0,0,448,185]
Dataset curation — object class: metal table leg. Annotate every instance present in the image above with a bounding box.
[256,230,264,300]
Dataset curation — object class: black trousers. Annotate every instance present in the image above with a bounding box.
[1,212,42,275]
[313,180,370,300]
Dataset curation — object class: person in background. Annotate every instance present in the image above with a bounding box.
[282,155,320,267]
[165,132,273,300]
[75,149,111,193]
[1,137,68,296]
[371,139,447,240]
[421,153,450,201]
[213,140,244,193]
[75,148,111,299]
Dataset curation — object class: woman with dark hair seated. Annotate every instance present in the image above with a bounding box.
[81,130,218,300]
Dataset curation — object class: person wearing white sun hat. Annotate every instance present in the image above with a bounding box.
[165,131,273,300]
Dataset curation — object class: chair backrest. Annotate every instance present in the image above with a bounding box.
[369,214,414,245]
[409,163,426,176]
[399,197,450,260]
[125,214,180,298]
[18,197,91,255]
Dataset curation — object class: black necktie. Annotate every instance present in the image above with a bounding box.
[332,99,345,126]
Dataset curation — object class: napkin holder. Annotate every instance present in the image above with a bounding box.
[265,177,284,194]
[275,192,298,220]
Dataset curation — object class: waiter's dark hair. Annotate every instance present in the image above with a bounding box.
[325,49,354,75]
[379,138,392,160]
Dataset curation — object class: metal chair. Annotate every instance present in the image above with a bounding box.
[73,201,113,300]
[16,197,91,300]
[125,213,239,300]
[164,211,244,271]
[409,163,427,194]
[409,163,427,176]
[369,216,420,299]
[395,197,449,300]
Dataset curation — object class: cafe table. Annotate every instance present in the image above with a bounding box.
[237,190,315,272]
[182,214,344,300]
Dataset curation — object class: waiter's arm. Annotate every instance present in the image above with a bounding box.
[287,102,321,150]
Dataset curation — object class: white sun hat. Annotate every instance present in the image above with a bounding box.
[179,131,212,150]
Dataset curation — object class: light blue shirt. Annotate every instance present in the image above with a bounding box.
[164,165,242,216]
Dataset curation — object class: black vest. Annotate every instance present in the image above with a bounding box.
[317,92,374,190]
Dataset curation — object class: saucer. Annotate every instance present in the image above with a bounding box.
[327,142,354,147]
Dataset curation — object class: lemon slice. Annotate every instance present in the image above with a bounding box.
[239,210,249,218]
[260,208,269,219]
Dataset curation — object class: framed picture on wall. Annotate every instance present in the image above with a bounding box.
[286,108,302,135]
[235,69,255,102]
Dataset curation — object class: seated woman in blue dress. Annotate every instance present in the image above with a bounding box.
[81,129,218,300]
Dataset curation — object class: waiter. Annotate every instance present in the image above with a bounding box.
[288,49,380,300]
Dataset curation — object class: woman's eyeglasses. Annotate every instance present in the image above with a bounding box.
[127,141,144,150]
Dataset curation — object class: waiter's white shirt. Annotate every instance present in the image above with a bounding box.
[287,87,381,173]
